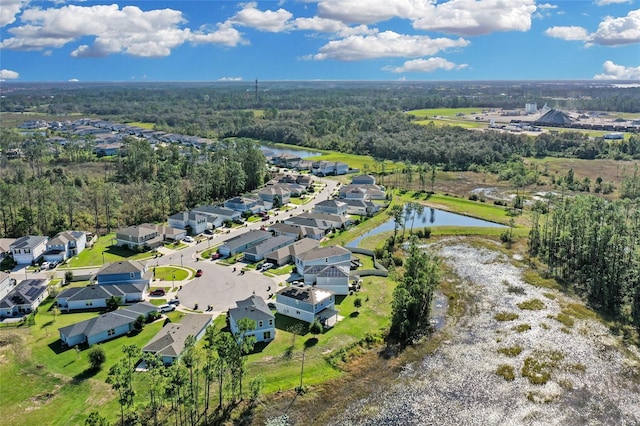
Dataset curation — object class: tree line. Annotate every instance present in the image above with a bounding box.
[528,194,640,331]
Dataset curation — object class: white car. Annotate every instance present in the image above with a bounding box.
[159,304,176,313]
[260,262,274,271]
[183,236,194,243]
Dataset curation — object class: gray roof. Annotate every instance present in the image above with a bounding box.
[221,230,271,252]
[276,285,334,305]
[0,279,48,309]
[48,230,85,246]
[265,238,319,262]
[10,235,48,250]
[116,224,157,238]
[269,222,323,237]
[244,235,296,256]
[297,245,350,262]
[285,216,333,230]
[169,211,206,222]
[229,295,274,324]
[57,283,146,302]
[315,199,347,208]
[342,199,376,208]
[58,302,157,340]
[143,314,213,358]
[0,238,16,253]
[298,212,348,225]
[96,260,146,276]
[193,206,237,217]
[259,185,291,196]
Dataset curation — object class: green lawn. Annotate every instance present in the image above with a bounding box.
[152,266,189,281]
[124,121,155,129]
[64,233,155,268]
[246,275,394,393]
[269,264,294,276]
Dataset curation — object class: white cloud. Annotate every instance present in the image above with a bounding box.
[594,60,640,79]
[544,26,589,41]
[1,3,245,56]
[310,31,469,61]
[68,78,79,82]
[230,2,292,32]
[292,16,376,37]
[412,0,537,36]
[0,68,19,79]
[189,21,247,47]
[595,0,632,6]
[0,0,28,27]
[537,3,558,10]
[386,57,468,73]
[590,9,640,46]
[316,0,537,36]
[218,76,243,81]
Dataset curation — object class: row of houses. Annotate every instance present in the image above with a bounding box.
[265,152,350,176]
[2,231,90,265]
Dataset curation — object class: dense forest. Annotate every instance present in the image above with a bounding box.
[529,195,640,332]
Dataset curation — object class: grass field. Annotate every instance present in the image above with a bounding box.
[64,233,154,268]
[152,266,189,281]
[124,121,155,129]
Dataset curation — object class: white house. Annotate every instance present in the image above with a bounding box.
[56,283,146,312]
[115,224,163,251]
[258,185,291,206]
[192,206,241,224]
[313,199,348,216]
[228,295,275,343]
[58,302,158,347]
[142,314,213,365]
[304,265,350,295]
[294,245,352,273]
[268,223,325,241]
[168,211,208,235]
[264,238,319,266]
[218,230,271,257]
[275,284,338,327]
[311,161,349,176]
[9,236,48,265]
[343,199,379,217]
[0,279,49,319]
[0,272,12,300]
[43,230,87,262]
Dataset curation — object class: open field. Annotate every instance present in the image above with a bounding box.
[64,233,154,268]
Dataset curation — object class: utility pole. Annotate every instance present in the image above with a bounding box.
[255,78,258,105]
[297,348,306,394]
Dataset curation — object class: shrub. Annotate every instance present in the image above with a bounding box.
[495,312,519,322]
[88,346,106,370]
[496,364,515,381]
[554,313,575,328]
[517,299,545,311]
[392,256,404,267]
[513,323,531,333]
[498,345,523,357]
[64,270,74,283]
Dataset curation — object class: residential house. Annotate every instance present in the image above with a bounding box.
[142,314,213,365]
[276,174,312,189]
[168,211,208,236]
[343,199,379,217]
[313,199,348,216]
[268,223,324,241]
[264,238,319,266]
[0,271,14,300]
[258,185,291,206]
[339,184,386,200]
[43,230,87,263]
[283,183,306,197]
[154,224,186,242]
[10,236,48,265]
[217,230,271,257]
[342,187,368,200]
[271,153,302,168]
[95,260,152,286]
[311,161,349,176]
[283,216,334,232]
[115,224,163,250]
[0,238,15,260]
[94,142,123,156]
[275,284,338,327]
[303,265,350,295]
[224,197,259,213]
[58,302,157,347]
[192,206,241,224]
[243,235,297,263]
[296,212,351,229]
[294,245,352,273]
[0,279,49,319]
[56,283,146,312]
[189,205,225,229]
[228,295,275,343]
[351,174,376,185]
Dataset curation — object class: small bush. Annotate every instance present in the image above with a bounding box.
[517,299,545,311]
[498,345,523,357]
[88,346,106,370]
[392,256,403,267]
[496,364,515,381]
[513,323,531,333]
[495,312,519,322]
[554,313,575,328]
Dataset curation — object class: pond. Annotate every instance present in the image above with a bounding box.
[260,144,322,159]
[346,206,506,247]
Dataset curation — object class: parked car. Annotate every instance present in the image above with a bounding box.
[260,262,274,272]
[149,288,165,296]
[261,215,270,221]
[49,261,59,269]
[159,304,176,313]
[168,299,180,306]
[40,262,50,270]
[211,252,222,260]
[195,269,203,277]
[233,218,245,224]
[183,236,194,243]
[204,229,214,235]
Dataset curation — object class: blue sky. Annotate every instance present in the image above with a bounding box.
[0,0,638,82]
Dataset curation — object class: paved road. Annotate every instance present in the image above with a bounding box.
[10,175,339,315]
